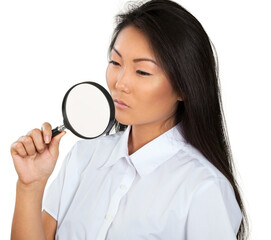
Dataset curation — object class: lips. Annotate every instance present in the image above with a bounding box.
[114,99,129,107]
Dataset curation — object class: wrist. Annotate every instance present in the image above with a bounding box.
[17,178,48,192]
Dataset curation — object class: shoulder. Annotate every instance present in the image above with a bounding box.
[67,130,125,172]
[174,142,235,196]
[174,143,242,229]
[74,130,124,157]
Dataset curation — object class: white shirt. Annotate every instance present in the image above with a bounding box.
[43,123,242,240]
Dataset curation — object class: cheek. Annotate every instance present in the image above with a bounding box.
[106,65,114,91]
[139,78,174,107]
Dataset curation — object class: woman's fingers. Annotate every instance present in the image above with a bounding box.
[27,128,46,154]
[11,127,49,158]
[10,122,63,185]
[10,141,27,157]
[17,135,37,156]
[41,122,52,144]
[48,130,66,156]
[11,122,66,160]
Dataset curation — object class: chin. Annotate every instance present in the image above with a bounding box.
[114,116,129,125]
[115,113,133,126]
[115,114,149,127]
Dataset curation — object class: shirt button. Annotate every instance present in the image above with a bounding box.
[120,184,127,190]
[105,214,113,221]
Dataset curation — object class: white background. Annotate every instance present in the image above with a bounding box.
[0,0,270,239]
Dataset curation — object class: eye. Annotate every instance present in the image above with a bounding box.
[109,60,121,66]
[136,70,152,76]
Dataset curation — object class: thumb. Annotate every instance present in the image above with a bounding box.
[48,131,66,156]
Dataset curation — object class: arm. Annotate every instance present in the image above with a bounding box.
[42,210,57,240]
[11,180,48,240]
[185,179,242,240]
[10,122,65,240]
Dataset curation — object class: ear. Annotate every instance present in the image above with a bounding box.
[177,91,185,101]
[177,96,183,101]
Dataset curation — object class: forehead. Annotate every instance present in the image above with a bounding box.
[112,25,155,58]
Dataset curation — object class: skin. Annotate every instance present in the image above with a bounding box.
[10,122,63,240]
[10,25,182,239]
[106,25,182,155]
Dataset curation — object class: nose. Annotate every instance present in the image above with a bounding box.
[115,67,131,93]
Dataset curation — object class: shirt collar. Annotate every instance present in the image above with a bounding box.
[98,122,187,177]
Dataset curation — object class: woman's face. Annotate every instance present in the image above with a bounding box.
[106,25,181,127]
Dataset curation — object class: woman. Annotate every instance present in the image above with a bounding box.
[10,0,249,239]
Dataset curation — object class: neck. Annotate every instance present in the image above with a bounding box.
[128,119,176,155]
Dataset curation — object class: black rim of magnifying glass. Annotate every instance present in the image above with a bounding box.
[62,81,115,139]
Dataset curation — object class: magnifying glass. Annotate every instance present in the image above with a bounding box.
[52,81,115,139]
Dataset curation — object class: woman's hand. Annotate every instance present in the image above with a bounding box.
[10,122,66,186]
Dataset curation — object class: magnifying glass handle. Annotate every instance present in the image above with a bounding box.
[52,125,66,138]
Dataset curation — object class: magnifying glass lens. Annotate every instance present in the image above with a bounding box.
[52,82,115,139]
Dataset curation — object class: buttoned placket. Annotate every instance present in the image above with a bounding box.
[96,157,137,240]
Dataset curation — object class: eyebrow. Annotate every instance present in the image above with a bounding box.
[112,47,157,65]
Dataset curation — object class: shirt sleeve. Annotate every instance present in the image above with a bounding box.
[42,143,75,220]
[42,138,100,222]
[185,178,243,240]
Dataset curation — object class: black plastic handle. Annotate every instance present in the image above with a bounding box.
[52,126,62,138]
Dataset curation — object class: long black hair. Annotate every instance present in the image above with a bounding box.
[107,0,249,238]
